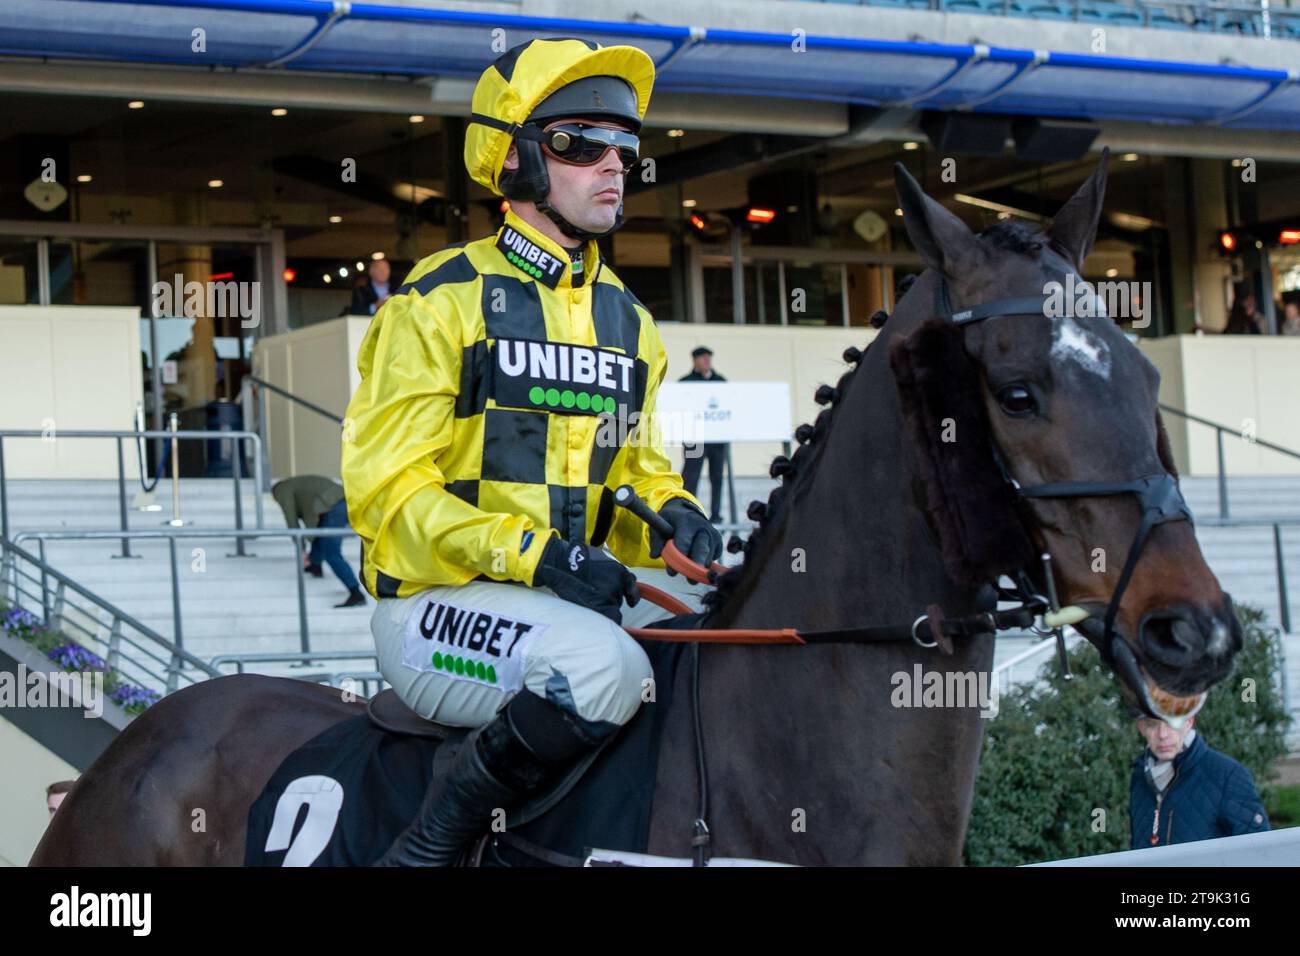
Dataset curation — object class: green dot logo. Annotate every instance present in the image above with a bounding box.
[486,665,497,684]
[603,396,617,414]
[560,389,575,408]
[475,661,487,680]
[432,651,443,668]
[453,657,465,675]
[528,386,545,405]
[545,387,561,406]
[575,392,591,411]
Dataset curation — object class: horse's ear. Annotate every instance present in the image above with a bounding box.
[890,319,1038,587]
[893,163,982,278]
[1048,147,1109,271]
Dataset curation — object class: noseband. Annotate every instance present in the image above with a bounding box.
[934,275,1194,665]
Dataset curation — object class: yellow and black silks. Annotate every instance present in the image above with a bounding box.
[341,209,700,600]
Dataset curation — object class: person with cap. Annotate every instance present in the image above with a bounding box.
[678,345,729,523]
[341,36,722,866]
[1128,713,1270,849]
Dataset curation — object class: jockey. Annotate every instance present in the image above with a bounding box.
[341,36,723,866]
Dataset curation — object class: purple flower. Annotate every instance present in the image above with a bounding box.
[1,606,39,634]
[47,642,108,672]
[109,685,160,710]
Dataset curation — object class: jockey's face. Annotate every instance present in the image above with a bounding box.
[503,117,631,240]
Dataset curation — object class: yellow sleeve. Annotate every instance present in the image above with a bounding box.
[604,320,704,567]
[341,294,554,594]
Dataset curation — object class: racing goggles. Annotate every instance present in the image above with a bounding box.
[540,123,639,170]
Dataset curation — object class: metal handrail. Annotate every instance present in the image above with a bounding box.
[246,375,344,424]
[0,427,266,553]
[992,629,1083,680]
[11,526,358,656]
[210,650,386,697]
[1157,402,1300,520]
[0,535,221,695]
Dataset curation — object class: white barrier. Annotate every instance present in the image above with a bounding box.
[1027,826,1300,866]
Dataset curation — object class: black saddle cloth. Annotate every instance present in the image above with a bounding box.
[244,638,689,866]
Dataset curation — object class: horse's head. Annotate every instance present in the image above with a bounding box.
[889,150,1240,723]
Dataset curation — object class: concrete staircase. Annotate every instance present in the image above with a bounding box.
[3,474,1298,744]
[2,478,374,680]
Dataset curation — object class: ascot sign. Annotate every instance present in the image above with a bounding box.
[655,382,792,444]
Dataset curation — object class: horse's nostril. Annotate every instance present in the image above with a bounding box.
[1140,613,1204,665]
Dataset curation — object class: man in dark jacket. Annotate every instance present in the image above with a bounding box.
[1128,714,1270,849]
[272,475,365,607]
[346,258,393,317]
[678,346,728,523]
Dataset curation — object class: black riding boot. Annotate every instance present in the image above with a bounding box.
[373,689,611,867]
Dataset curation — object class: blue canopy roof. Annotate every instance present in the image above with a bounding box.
[1,0,1296,130]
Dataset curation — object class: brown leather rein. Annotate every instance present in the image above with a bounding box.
[625,542,805,645]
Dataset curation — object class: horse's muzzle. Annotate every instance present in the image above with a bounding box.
[1137,597,1242,697]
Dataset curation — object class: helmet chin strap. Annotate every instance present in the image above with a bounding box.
[535,195,624,244]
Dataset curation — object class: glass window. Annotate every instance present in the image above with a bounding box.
[0,238,41,304]
[782,262,845,327]
[48,239,150,307]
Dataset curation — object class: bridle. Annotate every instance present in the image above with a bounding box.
[933,274,1195,679]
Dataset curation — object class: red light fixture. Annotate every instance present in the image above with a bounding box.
[746,207,776,224]
[689,213,707,232]
[283,268,296,283]
[1219,231,1236,252]
[1280,229,1300,245]
[209,271,235,281]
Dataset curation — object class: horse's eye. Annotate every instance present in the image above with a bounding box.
[996,385,1037,416]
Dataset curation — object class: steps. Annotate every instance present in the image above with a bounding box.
[2,479,373,676]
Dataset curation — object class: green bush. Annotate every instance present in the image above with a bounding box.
[963,604,1292,866]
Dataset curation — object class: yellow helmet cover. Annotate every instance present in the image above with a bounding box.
[465,37,656,197]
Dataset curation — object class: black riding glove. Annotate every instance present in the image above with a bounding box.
[532,538,640,624]
[648,498,723,573]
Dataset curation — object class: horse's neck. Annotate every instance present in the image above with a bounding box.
[654,296,992,864]
[713,316,964,632]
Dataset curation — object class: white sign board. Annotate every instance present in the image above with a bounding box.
[655,382,792,444]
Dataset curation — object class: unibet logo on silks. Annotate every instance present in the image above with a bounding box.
[492,338,636,417]
[497,226,567,289]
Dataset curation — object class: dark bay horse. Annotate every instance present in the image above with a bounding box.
[32,153,1241,866]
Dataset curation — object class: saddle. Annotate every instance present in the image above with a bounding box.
[245,636,690,867]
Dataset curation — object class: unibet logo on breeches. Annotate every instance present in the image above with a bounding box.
[401,598,546,694]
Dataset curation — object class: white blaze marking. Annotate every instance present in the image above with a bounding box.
[1050,316,1111,379]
